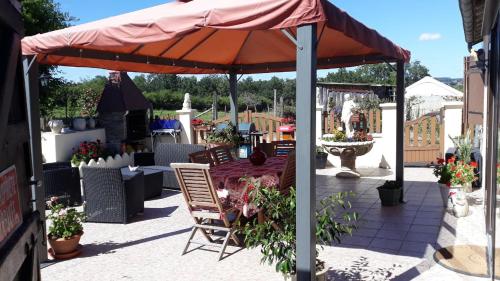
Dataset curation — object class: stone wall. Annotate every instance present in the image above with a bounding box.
[99,112,126,152]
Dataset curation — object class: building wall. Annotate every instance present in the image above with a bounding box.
[463,56,485,131]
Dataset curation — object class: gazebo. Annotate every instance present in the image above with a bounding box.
[21,0,410,279]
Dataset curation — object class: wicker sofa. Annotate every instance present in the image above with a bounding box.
[134,143,205,189]
[43,162,82,206]
[81,167,144,223]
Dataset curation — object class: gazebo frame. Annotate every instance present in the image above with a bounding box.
[20,1,408,279]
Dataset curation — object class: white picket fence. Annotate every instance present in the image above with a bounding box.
[75,149,149,176]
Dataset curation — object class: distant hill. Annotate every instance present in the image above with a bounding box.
[435,77,463,87]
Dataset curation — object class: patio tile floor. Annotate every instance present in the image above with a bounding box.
[41,167,488,281]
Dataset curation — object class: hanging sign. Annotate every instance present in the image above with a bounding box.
[0,165,22,244]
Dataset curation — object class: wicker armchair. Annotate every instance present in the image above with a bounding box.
[43,162,82,206]
[135,143,205,189]
[82,167,144,224]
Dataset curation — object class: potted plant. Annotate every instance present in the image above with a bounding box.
[48,119,64,134]
[46,197,86,259]
[316,146,328,169]
[449,131,474,192]
[71,140,104,166]
[433,157,452,208]
[241,183,357,281]
[377,180,402,206]
[205,122,244,149]
[447,157,477,217]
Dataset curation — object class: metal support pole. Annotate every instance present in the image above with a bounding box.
[22,56,47,261]
[484,32,498,281]
[395,60,405,200]
[229,72,238,127]
[296,23,317,281]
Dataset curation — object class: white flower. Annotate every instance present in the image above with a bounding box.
[58,209,67,217]
[337,127,343,132]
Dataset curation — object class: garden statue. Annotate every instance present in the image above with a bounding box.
[341,94,356,138]
[182,93,192,110]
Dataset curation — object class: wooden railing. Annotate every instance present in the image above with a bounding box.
[322,109,382,134]
[212,110,284,142]
[404,112,443,164]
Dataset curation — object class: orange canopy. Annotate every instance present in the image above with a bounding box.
[22,0,410,74]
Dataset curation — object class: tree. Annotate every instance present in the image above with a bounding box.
[240,92,260,111]
[133,74,148,93]
[21,0,75,116]
[21,0,74,36]
[321,61,430,87]
[405,60,430,86]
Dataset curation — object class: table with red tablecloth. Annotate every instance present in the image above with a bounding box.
[210,157,287,217]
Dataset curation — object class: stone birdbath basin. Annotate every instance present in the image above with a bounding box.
[321,135,375,178]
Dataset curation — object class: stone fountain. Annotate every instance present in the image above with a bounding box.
[321,94,374,178]
[321,136,374,178]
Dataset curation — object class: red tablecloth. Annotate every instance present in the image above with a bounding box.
[210,157,287,217]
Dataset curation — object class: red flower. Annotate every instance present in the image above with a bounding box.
[446,182,451,188]
[470,161,478,168]
[448,157,455,164]
[456,172,462,178]
[437,158,445,165]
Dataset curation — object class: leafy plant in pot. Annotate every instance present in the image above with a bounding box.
[447,157,477,217]
[70,140,105,166]
[46,197,86,259]
[241,182,357,281]
[377,180,402,206]
[316,146,328,169]
[205,122,244,149]
[433,157,452,208]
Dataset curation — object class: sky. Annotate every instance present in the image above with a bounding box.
[54,0,469,82]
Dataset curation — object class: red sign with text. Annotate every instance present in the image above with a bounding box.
[0,166,22,243]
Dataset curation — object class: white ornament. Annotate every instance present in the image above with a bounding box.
[182,93,192,110]
[341,94,356,138]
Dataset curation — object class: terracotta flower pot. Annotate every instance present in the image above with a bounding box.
[48,231,83,257]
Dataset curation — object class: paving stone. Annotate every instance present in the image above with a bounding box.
[376,229,408,240]
[369,238,403,251]
[405,232,438,243]
[41,167,473,281]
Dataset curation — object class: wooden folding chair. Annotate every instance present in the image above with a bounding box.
[171,163,241,260]
[279,151,296,193]
[189,150,215,167]
[272,140,296,157]
[209,145,234,165]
